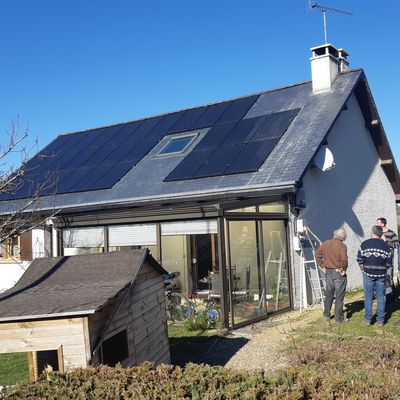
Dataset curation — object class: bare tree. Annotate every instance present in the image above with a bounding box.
[0,119,57,246]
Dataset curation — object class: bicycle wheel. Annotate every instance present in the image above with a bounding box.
[169,292,193,321]
[206,308,220,324]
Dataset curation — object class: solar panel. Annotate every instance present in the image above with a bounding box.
[55,125,124,193]
[216,95,259,124]
[195,121,238,150]
[164,108,298,181]
[164,148,216,181]
[191,102,232,129]
[220,116,265,146]
[225,139,278,175]
[250,108,299,141]
[167,107,207,133]
[193,144,245,178]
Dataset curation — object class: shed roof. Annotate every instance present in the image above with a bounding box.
[0,249,166,322]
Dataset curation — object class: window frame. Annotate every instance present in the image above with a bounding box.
[0,236,20,262]
[156,132,198,157]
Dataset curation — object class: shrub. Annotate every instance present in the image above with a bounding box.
[3,338,400,399]
[184,312,209,332]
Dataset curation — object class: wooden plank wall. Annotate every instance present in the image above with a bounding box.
[0,317,91,371]
[88,261,170,366]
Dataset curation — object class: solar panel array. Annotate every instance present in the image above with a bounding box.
[164,108,300,181]
[2,95,261,199]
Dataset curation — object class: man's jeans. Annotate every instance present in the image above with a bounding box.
[324,269,347,322]
[363,274,386,324]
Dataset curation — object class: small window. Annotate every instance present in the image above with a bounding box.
[101,329,129,367]
[259,202,286,213]
[158,134,197,156]
[225,206,257,213]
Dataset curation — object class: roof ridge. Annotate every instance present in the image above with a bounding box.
[59,80,316,137]
[59,69,363,137]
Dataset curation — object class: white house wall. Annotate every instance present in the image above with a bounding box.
[0,262,30,293]
[300,92,397,289]
[0,228,50,292]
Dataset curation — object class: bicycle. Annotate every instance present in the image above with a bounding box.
[188,290,221,326]
[164,272,194,322]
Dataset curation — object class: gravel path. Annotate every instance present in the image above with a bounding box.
[201,309,321,372]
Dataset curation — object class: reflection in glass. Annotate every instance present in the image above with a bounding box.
[63,227,104,255]
[225,206,257,213]
[228,221,267,324]
[109,245,157,257]
[262,221,289,312]
[258,202,286,213]
[161,235,190,294]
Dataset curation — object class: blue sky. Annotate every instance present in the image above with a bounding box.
[0,0,399,170]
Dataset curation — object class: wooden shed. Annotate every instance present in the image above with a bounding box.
[0,249,169,381]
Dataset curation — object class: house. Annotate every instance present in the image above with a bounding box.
[0,43,399,329]
[0,249,170,380]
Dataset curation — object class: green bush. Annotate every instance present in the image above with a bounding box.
[3,338,400,399]
[184,312,209,332]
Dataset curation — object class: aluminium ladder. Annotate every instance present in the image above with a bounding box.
[298,226,325,309]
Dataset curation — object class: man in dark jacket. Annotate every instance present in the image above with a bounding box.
[376,217,399,296]
[315,228,348,324]
[357,225,392,326]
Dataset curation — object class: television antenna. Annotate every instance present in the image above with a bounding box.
[310,2,353,44]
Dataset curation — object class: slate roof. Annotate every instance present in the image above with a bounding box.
[0,249,166,322]
[0,68,398,213]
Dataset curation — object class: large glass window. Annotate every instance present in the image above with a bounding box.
[161,235,190,294]
[228,221,266,324]
[160,220,221,322]
[62,227,104,256]
[262,221,289,312]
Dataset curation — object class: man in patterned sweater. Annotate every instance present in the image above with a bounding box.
[376,217,399,297]
[357,225,392,326]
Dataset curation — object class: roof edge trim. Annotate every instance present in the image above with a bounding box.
[0,310,96,323]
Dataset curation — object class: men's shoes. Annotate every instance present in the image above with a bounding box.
[335,318,349,325]
[324,315,330,321]
[363,319,371,326]
[376,321,385,327]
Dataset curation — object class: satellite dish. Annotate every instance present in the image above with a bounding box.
[313,146,335,172]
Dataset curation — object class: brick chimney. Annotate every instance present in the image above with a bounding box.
[310,44,349,92]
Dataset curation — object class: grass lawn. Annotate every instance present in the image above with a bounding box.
[168,323,221,366]
[293,288,400,341]
[0,352,29,386]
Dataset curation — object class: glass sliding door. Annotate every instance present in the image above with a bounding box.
[262,220,290,312]
[227,221,267,325]
[161,235,190,295]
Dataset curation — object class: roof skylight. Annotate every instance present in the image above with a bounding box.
[157,134,197,156]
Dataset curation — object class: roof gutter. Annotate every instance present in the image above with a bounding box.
[34,182,297,216]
